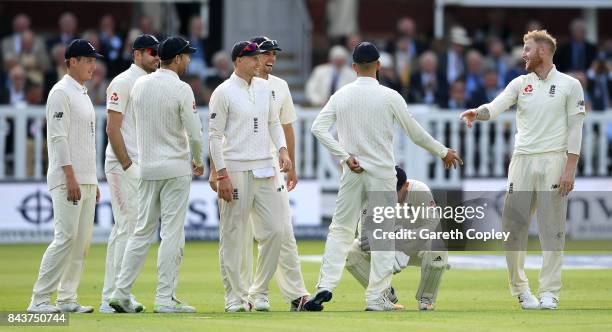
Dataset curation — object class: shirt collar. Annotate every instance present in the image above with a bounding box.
[355,76,379,85]
[64,74,88,94]
[538,65,558,82]
[130,63,148,76]
[157,68,180,79]
[230,72,254,89]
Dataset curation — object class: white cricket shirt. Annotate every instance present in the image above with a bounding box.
[268,74,296,155]
[46,74,98,190]
[484,66,586,155]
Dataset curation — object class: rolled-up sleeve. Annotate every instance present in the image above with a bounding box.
[46,90,71,166]
[483,77,521,120]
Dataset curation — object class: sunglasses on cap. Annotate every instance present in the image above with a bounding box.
[258,39,279,51]
[138,47,158,57]
[238,42,259,57]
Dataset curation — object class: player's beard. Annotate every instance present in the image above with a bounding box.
[525,54,542,72]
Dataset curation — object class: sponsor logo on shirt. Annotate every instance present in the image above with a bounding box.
[549,85,556,97]
[523,84,533,94]
[210,113,217,119]
[109,92,119,105]
[53,112,63,119]
[508,182,514,194]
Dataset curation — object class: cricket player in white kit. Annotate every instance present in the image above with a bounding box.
[461,30,586,310]
[209,41,292,312]
[99,34,160,313]
[306,42,462,311]
[209,37,309,311]
[346,166,449,311]
[28,39,103,313]
[109,37,204,314]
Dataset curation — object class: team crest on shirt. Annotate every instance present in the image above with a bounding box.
[109,92,119,105]
[271,90,276,101]
[523,84,533,94]
[549,85,556,97]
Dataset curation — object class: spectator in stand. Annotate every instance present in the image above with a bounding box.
[482,68,502,103]
[16,30,50,80]
[439,26,471,85]
[43,44,67,101]
[556,18,597,73]
[24,78,47,177]
[378,52,401,93]
[305,45,356,107]
[85,61,108,106]
[504,46,527,84]
[117,29,143,71]
[408,51,448,106]
[464,49,487,108]
[46,12,78,50]
[186,74,207,105]
[445,79,467,110]
[139,16,157,37]
[187,16,210,80]
[484,37,510,87]
[345,33,362,64]
[204,50,232,104]
[387,17,428,94]
[2,14,45,62]
[7,65,27,106]
[586,56,612,111]
[98,14,124,78]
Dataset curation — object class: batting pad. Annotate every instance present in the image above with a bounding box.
[415,251,448,301]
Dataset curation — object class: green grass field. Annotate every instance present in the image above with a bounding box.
[1,241,611,332]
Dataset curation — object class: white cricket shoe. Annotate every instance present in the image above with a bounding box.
[517,291,540,310]
[130,294,145,312]
[225,302,252,313]
[251,296,271,312]
[539,293,559,310]
[57,302,94,313]
[27,302,60,313]
[418,297,435,311]
[154,298,196,313]
[99,301,115,313]
[365,295,405,311]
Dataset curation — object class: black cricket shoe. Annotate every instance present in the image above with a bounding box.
[303,290,332,311]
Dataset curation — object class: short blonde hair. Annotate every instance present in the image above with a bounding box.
[523,30,557,54]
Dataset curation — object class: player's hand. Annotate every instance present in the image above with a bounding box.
[558,167,576,196]
[347,155,364,173]
[460,109,478,128]
[218,177,234,202]
[393,251,410,274]
[442,148,463,169]
[209,168,218,192]
[192,160,204,177]
[96,186,101,203]
[286,169,298,192]
[66,175,81,203]
[279,148,292,173]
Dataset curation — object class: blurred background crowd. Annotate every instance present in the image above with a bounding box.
[0,0,611,178]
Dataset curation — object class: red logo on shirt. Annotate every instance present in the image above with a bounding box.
[524,84,533,93]
[110,92,119,102]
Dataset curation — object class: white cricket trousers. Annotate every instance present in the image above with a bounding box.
[249,164,309,302]
[31,184,97,305]
[317,165,396,302]
[218,170,283,308]
[101,167,138,302]
[112,175,191,306]
[503,151,568,299]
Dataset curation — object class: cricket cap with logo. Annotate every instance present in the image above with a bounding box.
[64,39,104,59]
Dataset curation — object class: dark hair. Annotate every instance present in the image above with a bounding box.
[395,166,407,192]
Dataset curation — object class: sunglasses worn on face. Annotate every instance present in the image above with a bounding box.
[141,48,158,56]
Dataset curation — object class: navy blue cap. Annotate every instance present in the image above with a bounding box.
[395,166,407,192]
[352,42,380,64]
[250,36,282,52]
[159,36,196,61]
[133,34,160,50]
[64,39,104,59]
[231,41,264,62]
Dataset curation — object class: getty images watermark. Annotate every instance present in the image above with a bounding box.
[369,201,510,242]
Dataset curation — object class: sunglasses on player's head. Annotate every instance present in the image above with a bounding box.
[140,47,158,57]
[238,42,259,57]
[258,39,279,51]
